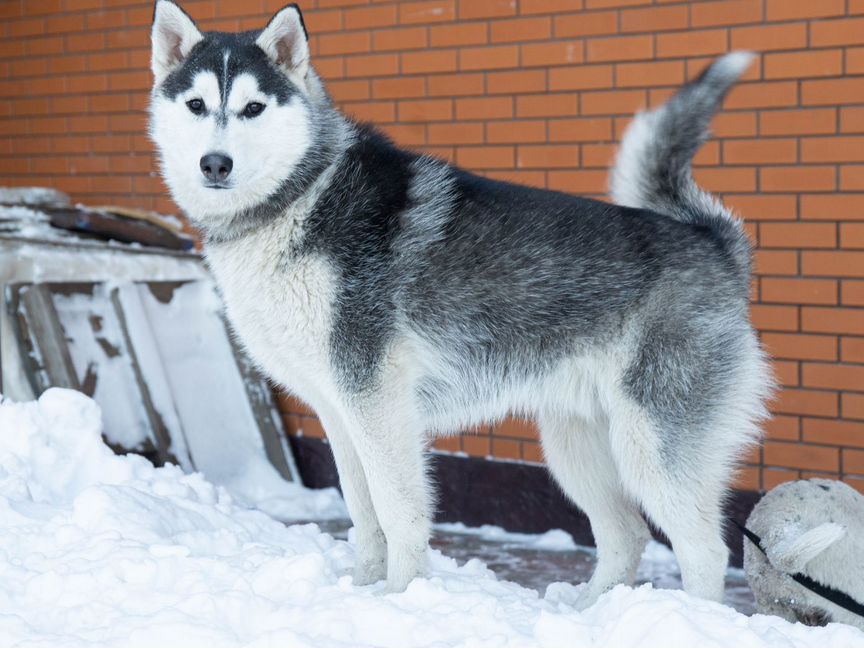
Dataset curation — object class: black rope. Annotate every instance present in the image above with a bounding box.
[733,519,864,619]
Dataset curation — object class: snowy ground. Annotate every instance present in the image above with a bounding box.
[0,389,862,648]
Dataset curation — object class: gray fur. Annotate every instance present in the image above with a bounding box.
[150,1,772,606]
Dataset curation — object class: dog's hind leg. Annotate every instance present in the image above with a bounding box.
[608,401,729,603]
[318,409,388,586]
[538,412,651,610]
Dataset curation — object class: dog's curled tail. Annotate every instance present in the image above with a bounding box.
[610,52,753,277]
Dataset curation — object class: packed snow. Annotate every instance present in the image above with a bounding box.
[0,388,862,647]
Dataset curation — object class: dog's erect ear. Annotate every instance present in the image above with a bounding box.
[256,4,310,81]
[151,1,203,85]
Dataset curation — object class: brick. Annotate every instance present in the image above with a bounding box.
[803,363,864,391]
[773,360,800,388]
[430,22,487,47]
[459,0,517,19]
[763,468,801,490]
[345,53,399,78]
[318,31,370,56]
[847,48,864,76]
[491,17,551,43]
[398,99,453,122]
[522,0,587,15]
[399,1,456,24]
[462,435,490,457]
[760,223,836,250]
[802,251,864,278]
[691,0,762,27]
[517,93,578,118]
[804,418,864,448]
[522,442,544,463]
[487,120,547,143]
[492,438,522,460]
[724,139,796,165]
[401,49,458,74]
[840,224,864,249]
[549,117,613,142]
[426,121,481,144]
[765,414,801,441]
[842,167,864,192]
[586,35,652,63]
[344,5,397,30]
[521,41,583,67]
[811,17,864,47]
[843,281,864,306]
[844,393,864,420]
[842,336,864,363]
[766,0,844,21]
[803,307,864,335]
[581,89,645,115]
[554,11,616,39]
[460,45,519,71]
[802,137,864,164]
[764,441,839,472]
[726,82,797,110]
[433,436,461,453]
[802,79,864,107]
[373,27,428,51]
[801,195,864,220]
[841,108,864,134]
[731,23,807,52]
[581,143,616,167]
[727,195,797,221]
[620,5,687,32]
[615,60,684,88]
[381,123,427,146]
[485,169,546,187]
[427,73,484,97]
[764,50,843,80]
[549,65,613,91]
[547,169,607,193]
[751,304,798,332]
[373,77,425,100]
[694,167,756,193]
[493,417,539,439]
[328,80,371,102]
[487,70,547,94]
[759,109,837,137]
[761,166,836,193]
[846,449,864,475]
[587,0,649,7]
[458,145,516,169]
[657,29,727,59]
[342,101,395,122]
[456,96,513,120]
[735,467,761,491]
[517,145,578,168]
[761,278,838,306]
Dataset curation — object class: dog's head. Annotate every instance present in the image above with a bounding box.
[149,1,329,225]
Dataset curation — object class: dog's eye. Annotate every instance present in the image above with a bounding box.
[243,102,265,118]
[186,98,204,115]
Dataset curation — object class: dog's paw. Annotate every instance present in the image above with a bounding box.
[353,557,387,586]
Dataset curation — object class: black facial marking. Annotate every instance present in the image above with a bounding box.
[160,31,296,105]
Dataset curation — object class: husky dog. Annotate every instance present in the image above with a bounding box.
[744,479,864,630]
[149,1,771,607]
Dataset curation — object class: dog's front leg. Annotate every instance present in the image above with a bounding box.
[345,401,432,593]
[317,409,387,585]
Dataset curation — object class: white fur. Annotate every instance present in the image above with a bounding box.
[255,6,310,90]
[151,1,202,85]
[150,73,312,228]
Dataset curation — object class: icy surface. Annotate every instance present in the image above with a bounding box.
[0,186,69,206]
[0,389,861,648]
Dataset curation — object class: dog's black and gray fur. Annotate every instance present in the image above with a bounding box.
[150,1,772,607]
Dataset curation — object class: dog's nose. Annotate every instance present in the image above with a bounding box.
[200,153,233,182]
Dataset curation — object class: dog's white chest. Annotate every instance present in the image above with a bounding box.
[204,232,336,400]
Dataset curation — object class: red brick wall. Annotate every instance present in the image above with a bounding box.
[1,0,863,492]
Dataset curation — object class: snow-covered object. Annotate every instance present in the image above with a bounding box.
[0,186,69,207]
[0,389,861,647]
[744,479,864,630]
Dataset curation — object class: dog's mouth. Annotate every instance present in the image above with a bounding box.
[203,184,231,190]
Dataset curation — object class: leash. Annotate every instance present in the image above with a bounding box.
[733,519,864,619]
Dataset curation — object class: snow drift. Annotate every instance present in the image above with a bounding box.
[0,388,861,647]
